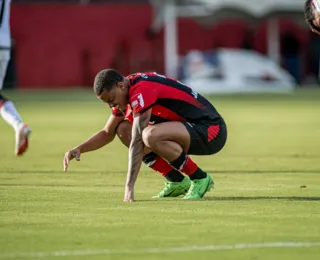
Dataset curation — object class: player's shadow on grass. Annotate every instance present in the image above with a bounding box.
[205,196,320,201]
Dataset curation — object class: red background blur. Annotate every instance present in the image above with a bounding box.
[11,3,308,88]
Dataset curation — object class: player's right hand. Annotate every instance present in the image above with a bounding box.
[63,148,81,172]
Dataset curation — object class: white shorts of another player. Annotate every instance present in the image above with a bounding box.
[0,49,10,90]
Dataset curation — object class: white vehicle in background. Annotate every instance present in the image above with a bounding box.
[180,49,296,94]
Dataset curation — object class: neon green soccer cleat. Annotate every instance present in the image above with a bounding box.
[152,176,191,198]
[183,174,214,200]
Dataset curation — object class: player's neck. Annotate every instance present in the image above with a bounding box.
[124,78,131,89]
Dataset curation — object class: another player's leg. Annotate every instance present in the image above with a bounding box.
[116,120,190,197]
[0,93,31,156]
[142,121,226,199]
[0,56,31,156]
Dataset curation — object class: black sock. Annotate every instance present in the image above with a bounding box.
[169,151,206,180]
[143,152,185,182]
[165,170,184,182]
[142,152,158,167]
[189,168,207,180]
[169,151,187,170]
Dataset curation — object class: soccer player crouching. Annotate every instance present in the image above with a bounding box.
[63,70,227,202]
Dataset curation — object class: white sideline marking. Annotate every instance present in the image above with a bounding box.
[1,242,320,259]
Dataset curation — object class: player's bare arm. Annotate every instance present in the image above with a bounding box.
[63,114,125,172]
[78,113,125,153]
[124,109,152,202]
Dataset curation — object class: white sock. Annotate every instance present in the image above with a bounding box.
[0,101,23,132]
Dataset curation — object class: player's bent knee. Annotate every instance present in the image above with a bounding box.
[116,120,132,147]
[142,126,162,148]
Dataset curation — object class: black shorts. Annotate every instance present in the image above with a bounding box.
[183,118,227,155]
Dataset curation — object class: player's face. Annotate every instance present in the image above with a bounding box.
[97,82,128,110]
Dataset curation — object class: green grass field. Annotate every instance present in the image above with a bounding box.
[1,89,320,260]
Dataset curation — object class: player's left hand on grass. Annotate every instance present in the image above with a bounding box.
[63,148,81,172]
[123,185,135,202]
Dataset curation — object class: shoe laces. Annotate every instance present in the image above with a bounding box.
[160,181,174,193]
[185,181,196,196]
[187,179,205,195]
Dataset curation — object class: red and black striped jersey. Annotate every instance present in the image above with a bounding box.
[127,72,222,124]
[112,105,133,124]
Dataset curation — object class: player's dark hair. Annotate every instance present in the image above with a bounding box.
[305,0,320,33]
[93,69,124,95]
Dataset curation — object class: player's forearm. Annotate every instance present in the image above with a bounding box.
[76,130,115,154]
[126,110,151,186]
[126,138,144,186]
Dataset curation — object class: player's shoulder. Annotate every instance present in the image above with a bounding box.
[126,72,147,82]
[126,72,161,85]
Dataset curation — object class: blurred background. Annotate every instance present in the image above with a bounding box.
[4,0,318,93]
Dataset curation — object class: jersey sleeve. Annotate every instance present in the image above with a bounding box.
[111,107,124,117]
[129,83,157,117]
